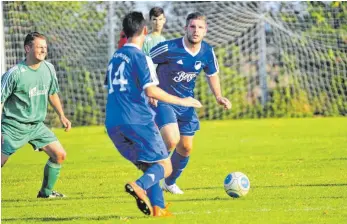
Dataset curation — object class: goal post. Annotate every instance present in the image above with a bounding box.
[0,1,6,76]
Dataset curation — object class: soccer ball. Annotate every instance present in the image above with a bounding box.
[224,172,250,198]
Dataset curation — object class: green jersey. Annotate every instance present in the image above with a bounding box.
[1,60,59,126]
[142,33,166,56]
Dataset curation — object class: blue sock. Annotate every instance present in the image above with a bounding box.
[165,149,189,186]
[136,163,164,191]
[147,183,165,208]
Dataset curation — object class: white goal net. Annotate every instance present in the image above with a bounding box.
[2,1,346,126]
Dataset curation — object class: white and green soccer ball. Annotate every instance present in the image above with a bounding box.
[224,172,250,198]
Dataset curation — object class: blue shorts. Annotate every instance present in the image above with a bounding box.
[152,102,200,136]
[107,122,168,164]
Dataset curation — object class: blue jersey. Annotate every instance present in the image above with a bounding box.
[105,43,158,127]
[150,37,219,98]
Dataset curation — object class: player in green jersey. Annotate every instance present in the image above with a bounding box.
[142,7,166,56]
[143,7,167,107]
[1,32,71,198]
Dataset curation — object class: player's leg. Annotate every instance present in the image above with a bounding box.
[136,158,172,215]
[38,141,66,198]
[145,156,173,216]
[163,109,199,194]
[130,123,172,215]
[108,122,171,216]
[1,153,9,167]
[160,123,180,152]
[154,103,180,152]
[1,123,31,166]
[163,136,194,194]
[30,123,66,198]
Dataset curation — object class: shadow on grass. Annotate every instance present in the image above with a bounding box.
[170,196,230,202]
[328,157,347,161]
[2,195,128,203]
[184,183,347,191]
[1,214,143,222]
[252,183,347,188]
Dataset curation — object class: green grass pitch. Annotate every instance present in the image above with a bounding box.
[2,117,347,223]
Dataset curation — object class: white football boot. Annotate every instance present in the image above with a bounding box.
[162,181,184,194]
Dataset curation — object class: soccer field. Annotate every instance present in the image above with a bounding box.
[2,117,347,223]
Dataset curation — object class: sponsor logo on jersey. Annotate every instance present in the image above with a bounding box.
[194,61,202,70]
[173,71,197,82]
[29,86,49,98]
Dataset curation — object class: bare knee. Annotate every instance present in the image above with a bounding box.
[158,159,172,178]
[42,142,67,164]
[1,157,8,167]
[1,153,9,167]
[177,137,194,157]
[165,138,179,152]
[53,150,66,164]
[160,124,180,151]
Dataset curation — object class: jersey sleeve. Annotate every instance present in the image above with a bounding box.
[203,47,219,76]
[1,67,19,103]
[47,64,60,95]
[135,54,159,90]
[149,41,169,64]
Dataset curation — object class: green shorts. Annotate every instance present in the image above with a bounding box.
[1,121,58,156]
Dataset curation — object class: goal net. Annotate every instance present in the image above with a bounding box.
[2,1,346,126]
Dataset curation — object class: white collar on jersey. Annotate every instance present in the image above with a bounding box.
[124,43,141,50]
[182,37,201,57]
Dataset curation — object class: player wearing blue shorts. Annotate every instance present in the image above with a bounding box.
[150,12,232,194]
[105,12,202,217]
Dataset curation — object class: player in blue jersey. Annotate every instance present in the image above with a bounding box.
[105,11,202,217]
[150,12,232,194]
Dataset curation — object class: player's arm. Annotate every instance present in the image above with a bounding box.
[206,74,231,110]
[47,63,71,131]
[139,55,201,108]
[1,68,18,143]
[204,47,231,110]
[48,94,71,132]
[145,85,202,108]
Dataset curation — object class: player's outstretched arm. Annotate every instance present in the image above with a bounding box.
[145,85,202,108]
[207,74,232,110]
[48,93,72,132]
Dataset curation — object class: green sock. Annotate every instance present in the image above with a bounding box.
[40,160,61,196]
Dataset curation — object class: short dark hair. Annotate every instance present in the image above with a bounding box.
[149,7,164,19]
[122,11,146,38]
[186,12,206,26]
[24,32,46,47]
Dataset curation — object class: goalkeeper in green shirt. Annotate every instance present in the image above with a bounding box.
[1,32,71,198]
[142,7,167,56]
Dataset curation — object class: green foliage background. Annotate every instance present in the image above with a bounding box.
[2,1,346,126]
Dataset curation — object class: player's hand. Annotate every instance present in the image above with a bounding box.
[60,116,72,132]
[216,96,232,110]
[149,97,158,107]
[182,97,202,108]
